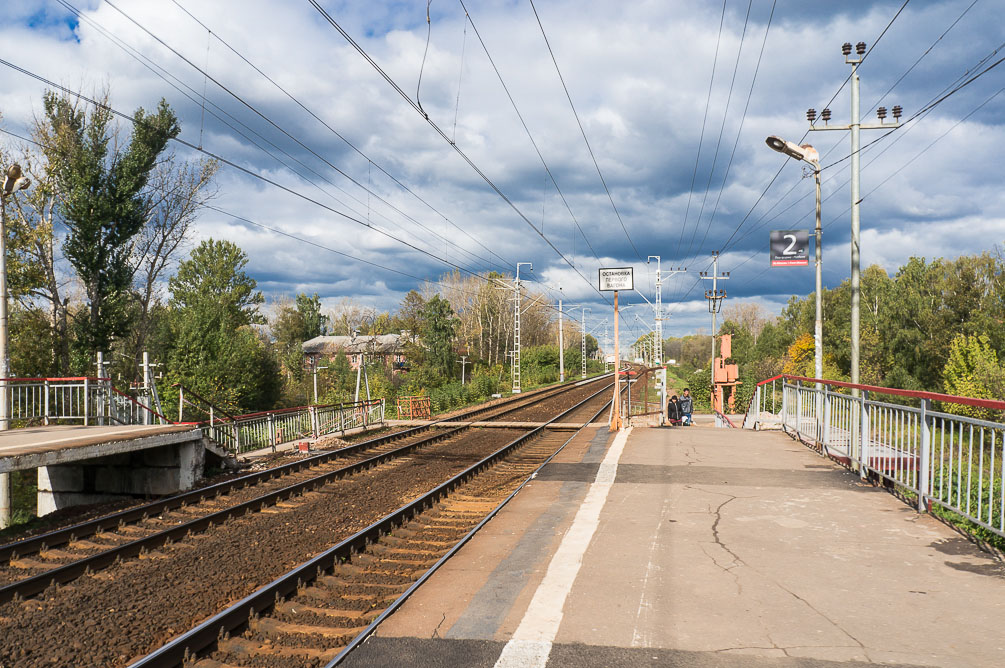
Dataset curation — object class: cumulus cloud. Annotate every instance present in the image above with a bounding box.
[1,0,1001,343]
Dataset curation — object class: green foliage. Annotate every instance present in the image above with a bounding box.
[161,240,278,415]
[41,91,180,354]
[417,295,456,381]
[521,344,559,386]
[942,334,1005,422]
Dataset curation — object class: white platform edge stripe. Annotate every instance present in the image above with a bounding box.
[493,427,632,668]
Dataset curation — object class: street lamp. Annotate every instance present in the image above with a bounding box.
[1,164,30,529]
[1,164,30,430]
[765,136,823,386]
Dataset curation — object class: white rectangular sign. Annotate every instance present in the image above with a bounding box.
[599,267,634,291]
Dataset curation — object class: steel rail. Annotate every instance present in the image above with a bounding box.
[0,379,612,602]
[0,374,608,564]
[325,396,615,667]
[128,383,614,668]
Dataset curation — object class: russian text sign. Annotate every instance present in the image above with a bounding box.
[770,229,809,267]
[599,267,634,291]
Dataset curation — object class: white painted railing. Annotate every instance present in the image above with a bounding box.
[196,399,385,455]
[744,374,1005,539]
[0,377,167,428]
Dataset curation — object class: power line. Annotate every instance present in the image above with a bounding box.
[168,0,515,275]
[0,57,512,289]
[673,0,728,269]
[305,0,611,304]
[526,0,643,263]
[0,129,570,321]
[98,0,508,278]
[679,0,755,271]
[457,0,603,266]
[690,0,777,266]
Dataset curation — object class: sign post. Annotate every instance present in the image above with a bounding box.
[600,268,633,430]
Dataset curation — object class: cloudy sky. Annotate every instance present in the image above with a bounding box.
[2,0,1003,351]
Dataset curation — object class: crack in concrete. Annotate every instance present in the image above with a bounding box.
[431,612,447,639]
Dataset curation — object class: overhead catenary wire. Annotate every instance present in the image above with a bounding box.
[0,125,576,320]
[672,0,728,270]
[0,58,518,291]
[305,0,611,305]
[678,0,755,273]
[457,0,603,267]
[168,0,513,274]
[100,0,511,278]
[526,0,644,264]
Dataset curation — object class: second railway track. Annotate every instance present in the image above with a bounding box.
[0,376,617,667]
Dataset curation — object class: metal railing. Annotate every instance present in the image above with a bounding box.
[714,410,737,428]
[0,377,168,427]
[745,374,1005,539]
[195,399,385,455]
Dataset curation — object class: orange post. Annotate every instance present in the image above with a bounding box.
[610,290,622,431]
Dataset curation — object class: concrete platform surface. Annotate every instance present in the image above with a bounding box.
[0,424,203,472]
[343,424,1005,667]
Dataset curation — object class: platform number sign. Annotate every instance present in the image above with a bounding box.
[770,230,809,267]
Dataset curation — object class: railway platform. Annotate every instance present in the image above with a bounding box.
[342,421,1005,667]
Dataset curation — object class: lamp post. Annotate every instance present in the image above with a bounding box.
[312,363,328,404]
[512,262,532,393]
[765,135,823,386]
[1,164,30,529]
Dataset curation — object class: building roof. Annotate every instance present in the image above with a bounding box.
[302,334,405,355]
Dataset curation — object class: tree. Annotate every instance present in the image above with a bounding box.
[163,239,277,414]
[942,334,1005,422]
[393,290,425,341]
[127,154,218,368]
[418,295,457,381]
[169,238,263,325]
[40,90,180,356]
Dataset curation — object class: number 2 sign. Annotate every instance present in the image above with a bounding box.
[769,230,809,267]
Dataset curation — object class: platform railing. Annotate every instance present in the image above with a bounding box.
[195,398,385,455]
[0,377,168,428]
[745,374,1005,538]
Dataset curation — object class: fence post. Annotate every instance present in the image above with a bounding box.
[83,377,89,426]
[822,387,831,452]
[795,381,803,440]
[310,405,319,439]
[44,379,50,426]
[859,390,870,479]
[918,398,931,512]
[781,380,789,431]
[209,406,215,443]
[234,421,241,453]
[268,413,276,453]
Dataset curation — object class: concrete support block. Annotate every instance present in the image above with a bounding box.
[35,434,207,517]
[141,446,181,468]
[179,440,203,490]
[38,465,85,494]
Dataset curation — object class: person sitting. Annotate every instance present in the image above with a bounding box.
[680,388,694,426]
[667,394,683,426]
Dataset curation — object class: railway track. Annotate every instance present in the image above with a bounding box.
[135,385,616,668]
[0,377,618,667]
[0,376,611,603]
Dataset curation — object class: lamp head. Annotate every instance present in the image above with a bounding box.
[2,164,30,197]
[765,136,818,164]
